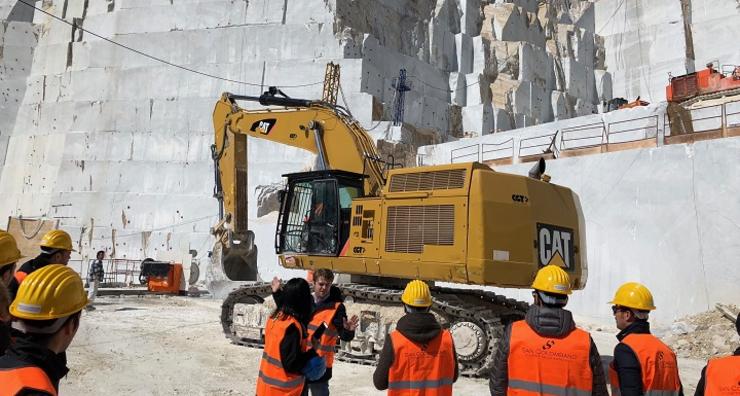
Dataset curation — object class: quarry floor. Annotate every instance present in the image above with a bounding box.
[63,296,707,395]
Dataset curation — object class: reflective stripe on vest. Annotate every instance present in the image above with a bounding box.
[608,334,681,396]
[507,320,593,396]
[704,355,740,396]
[387,329,455,396]
[14,270,28,284]
[0,366,57,396]
[308,302,340,368]
[256,315,306,396]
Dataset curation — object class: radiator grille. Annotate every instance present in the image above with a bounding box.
[385,205,454,253]
[388,169,466,192]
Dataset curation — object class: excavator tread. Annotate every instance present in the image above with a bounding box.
[219,282,528,378]
[680,86,740,108]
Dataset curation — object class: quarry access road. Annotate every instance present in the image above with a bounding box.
[62,296,705,395]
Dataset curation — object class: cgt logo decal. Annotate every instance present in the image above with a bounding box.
[250,118,277,135]
[542,340,555,350]
[537,223,574,269]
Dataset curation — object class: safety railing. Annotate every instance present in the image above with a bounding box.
[518,132,559,158]
[445,100,740,165]
[559,122,606,150]
[69,258,143,286]
[481,138,514,162]
[607,115,659,144]
[450,143,479,163]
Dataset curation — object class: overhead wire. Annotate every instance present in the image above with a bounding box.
[16,0,324,89]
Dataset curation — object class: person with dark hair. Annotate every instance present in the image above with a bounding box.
[271,269,358,396]
[86,250,106,309]
[0,264,88,395]
[1,230,25,355]
[608,282,682,396]
[373,279,458,395]
[257,277,326,396]
[489,262,608,396]
[8,229,75,301]
[694,313,739,396]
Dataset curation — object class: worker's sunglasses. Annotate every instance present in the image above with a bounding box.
[611,305,628,315]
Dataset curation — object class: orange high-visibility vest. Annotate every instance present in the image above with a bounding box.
[256,315,307,396]
[507,320,593,396]
[608,333,681,396]
[704,355,740,396]
[387,329,455,396]
[0,366,57,396]
[308,302,340,368]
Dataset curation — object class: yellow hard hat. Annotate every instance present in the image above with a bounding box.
[39,229,75,252]
[531,264,572,295]
[10,264,88,320]
[609,282,655,311]
[0,230,23,268]
[401,279,433,307]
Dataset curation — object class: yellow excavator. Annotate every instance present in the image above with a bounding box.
[211,81,587,377]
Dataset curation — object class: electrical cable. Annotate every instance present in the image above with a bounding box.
[16,0,324,89]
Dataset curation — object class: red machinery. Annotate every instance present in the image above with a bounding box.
[667,63,740,103]
[139,259,186,295]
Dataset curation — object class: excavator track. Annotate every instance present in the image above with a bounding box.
[680,86,740,108]
[220,282,527,378]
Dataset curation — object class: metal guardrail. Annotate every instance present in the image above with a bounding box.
[450,143,479,163]
[69,258,142,285]
[607,115,658,144]
[518,132,558,158]
[481,138,514,162]
[446,100,740,164]
[560,122,605,150]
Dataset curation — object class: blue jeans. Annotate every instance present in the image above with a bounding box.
[302,380,330,396]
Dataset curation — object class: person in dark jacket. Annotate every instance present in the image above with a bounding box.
[0,230,24,355]
[373,279,458,394]
[694,313,740,396]
[489,263,608,396]
[272,269,359,396]
[609,282,683,396]
[0,265,87,396]
[8,229,74,301]
[257,277,325,396]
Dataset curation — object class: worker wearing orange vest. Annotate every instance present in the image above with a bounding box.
[489,262,608,396]
[694,312,740,396]
[0,264,88,396]
[8,229,75,301]
[271,269,359,396]
[373,279,458,395]
[608,282,683,396]
[0,230,24,355]
[258,277,327,396]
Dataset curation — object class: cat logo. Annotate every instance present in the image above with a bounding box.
[537,223,575,269]
[250,118,277,135]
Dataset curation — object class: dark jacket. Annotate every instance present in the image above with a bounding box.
[0,321,10,356]
[693,346,740,396]
[273,285,354,382]
[613,320,683,396]
[88,260,105,282]
[8,254,54,301]
[489,305,608,396]
[279,322,319,374]
[373,311,459,390]
[0,335,69,395]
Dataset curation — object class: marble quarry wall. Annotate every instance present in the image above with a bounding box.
[596,0,740,102]
[0,0,609,273]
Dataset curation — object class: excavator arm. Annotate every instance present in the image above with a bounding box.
[210,89,385,281]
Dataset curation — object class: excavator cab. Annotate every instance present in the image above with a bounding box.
[276,170,365,256]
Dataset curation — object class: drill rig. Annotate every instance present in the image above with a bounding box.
[210,84,588,377]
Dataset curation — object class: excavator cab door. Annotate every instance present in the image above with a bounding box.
[277,170,365,256]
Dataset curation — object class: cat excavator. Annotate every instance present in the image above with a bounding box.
[210,82,588,377]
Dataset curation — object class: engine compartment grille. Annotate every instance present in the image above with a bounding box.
[385,205,454,253]
[388,169,466,192]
